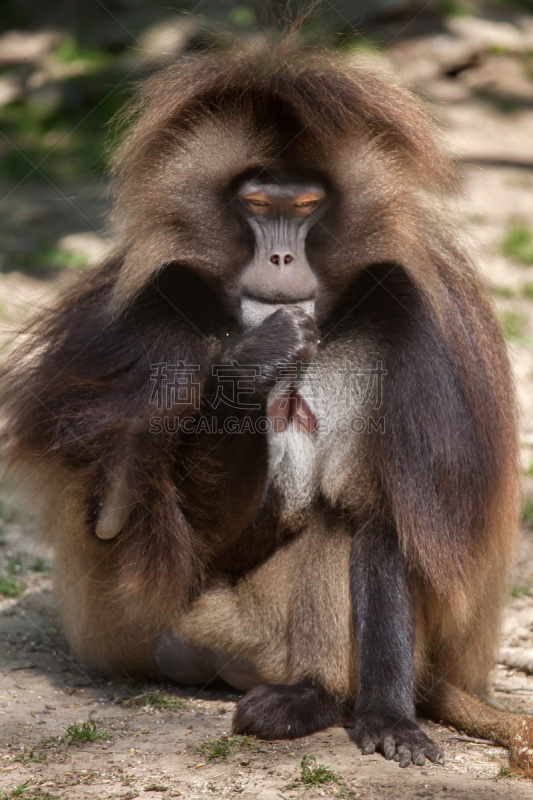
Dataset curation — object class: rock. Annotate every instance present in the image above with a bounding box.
[446,17,523,52]
[58,232,109,264]
[0,74,22,106]
[499,648,533,675]
[138,17,202,63]
[0,30,62,65]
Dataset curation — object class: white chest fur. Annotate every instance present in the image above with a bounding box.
[266,338,381,513]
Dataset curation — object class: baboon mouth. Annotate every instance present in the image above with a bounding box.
[242,292,315,304]
[240,295,316,328]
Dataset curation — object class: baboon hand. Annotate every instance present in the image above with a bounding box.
[227,306,319,387]
[258,306,319,366]
[353,712,444,768]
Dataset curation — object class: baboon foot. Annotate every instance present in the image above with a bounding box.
[233,679,345,740]
[353,711,444,768]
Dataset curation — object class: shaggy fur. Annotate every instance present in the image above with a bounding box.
[1,41,525,770]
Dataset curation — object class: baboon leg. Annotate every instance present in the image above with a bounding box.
[54,539,161,675]
[173,522,354,730]
[50,485,162,675]
[232,523,355,739]
[173,551,296,690]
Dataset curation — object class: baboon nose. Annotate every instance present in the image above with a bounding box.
[270,253,294,265]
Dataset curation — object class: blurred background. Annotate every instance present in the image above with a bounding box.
[1,2,533,795]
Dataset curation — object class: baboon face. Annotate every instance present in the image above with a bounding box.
[231,169,331,327]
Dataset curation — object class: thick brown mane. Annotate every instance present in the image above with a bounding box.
[111,45,453,192]
[2,42,518,615]
[0,40,525,774]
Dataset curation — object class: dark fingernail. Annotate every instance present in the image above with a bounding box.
[385,748,395,760]
[399,755,410,768]
[414,754,425,766]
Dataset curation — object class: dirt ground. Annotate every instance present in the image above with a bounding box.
[2,13,533,800]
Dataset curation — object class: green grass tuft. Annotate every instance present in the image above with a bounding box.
[522,497,533,525]
[433,0,470,15]
[287,754,342,789]
[8,555,23,575]
[228,6,256,28]
[197,734,258,762]
[15,244,88,274]
[498,764,523,779]
[0,577,24,598]
[501,222,533,265]
[52,38,112,72]
[133,690,184,712]
[522,282,533,300]
[510,582,533,598]
[490,43,509,55]
[7,783,56,800]
[11,783,31,799]
[32,556,51,573]
[64,720,107,745]
[14,746,47,764]
[500,311,528,342]
[8,789,56,800]
[492,285,515,298]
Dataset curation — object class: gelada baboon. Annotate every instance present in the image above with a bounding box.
[2,42,529,770]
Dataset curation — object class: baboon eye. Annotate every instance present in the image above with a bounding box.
[241,192,272,214]
[293,193,322,215]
